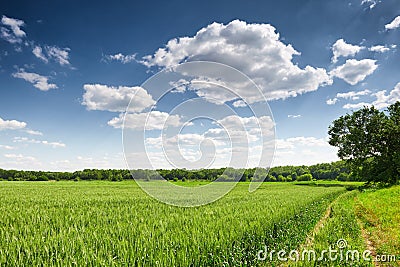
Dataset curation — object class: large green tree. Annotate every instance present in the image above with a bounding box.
[328,102,400,184]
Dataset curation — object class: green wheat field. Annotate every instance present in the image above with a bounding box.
[0,181,398,266]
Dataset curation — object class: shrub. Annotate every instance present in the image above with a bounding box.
[297,173,313,181]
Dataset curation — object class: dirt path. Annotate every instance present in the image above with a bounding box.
[354,198,380,267]
[278,193,344,267]
[300,192,346,250]
[301,199,334,249]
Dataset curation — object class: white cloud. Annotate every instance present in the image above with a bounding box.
[0,145,14,150]
[145,132,229,168]
[370,83,400,109]
[82,84,155,112]
[40,140,66,148]
[277,136,329,149]
[215,115,275,138]
[13,137,66,148]
[46,45,70,65]
[188,78,240,105]
[342,102,371,109]
[328,89,371,106]
[288,114,301,119]
[385,16,400,30]
[232,100,246,108]
[142,114,275,169]
[12,69,58,91]
[32,45,71,66]
[141,20,332,102]
[0,117,26,130]
[218,116,272,148]
[4,153,36,160]
[342,82,400,110]
[331,39,364,63]
[25,129,43,136]
[1,16,71,66]
[0,15,26,44]
[108,111,183,130]
[330,59,378,85]
[369,45,390,53]
[361,0,379,9]
[274,136,338,166]
[32,46,48,62]
[336,89,371,100]
[326,98,338,105]
[103,53,136,64]
[2,153,42,169]
[169,79,189,93]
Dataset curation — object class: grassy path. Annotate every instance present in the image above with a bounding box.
[292,190,369,266]
[355,186,400,266]
[301,192,340,249]
[297,185,400,267]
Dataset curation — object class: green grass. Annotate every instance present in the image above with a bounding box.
[356,185,400,264]
[298,190,371,266]
[294,180,365,187]
[0,181,345,266]
[295,185,400,267]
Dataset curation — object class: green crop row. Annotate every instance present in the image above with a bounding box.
[0,181,345,266]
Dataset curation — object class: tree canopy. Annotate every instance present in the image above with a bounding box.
[328,101,400,184]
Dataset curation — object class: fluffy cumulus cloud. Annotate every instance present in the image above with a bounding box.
[103,53,136,64]
[141,20,332,102]
[82,84,156,112]
[0,117,26,130]
[274,136,338,166]
[342,83,400,109]
[169,79,190,93]
[0,15,26,44]
[215,115,275,140]
[336,89,371,100]
[327,89,371,106]
[329,59,378,85]
[372,84,400,109]
[142,114,275,169]
[385,16,400,30]
[331,39,364,63]
[108,111,183,130]
[369,45,394,53]
[32,45,71,66]
[232,100,246,108]
[12,69,58,91]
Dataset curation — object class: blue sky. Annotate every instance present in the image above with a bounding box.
[0,0,399,171]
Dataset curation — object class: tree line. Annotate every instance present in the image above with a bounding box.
[0,160,353,182]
